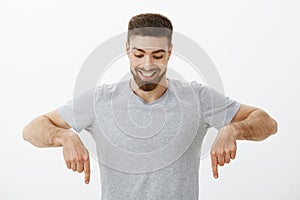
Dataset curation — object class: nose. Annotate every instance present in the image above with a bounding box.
[145,55,153,65]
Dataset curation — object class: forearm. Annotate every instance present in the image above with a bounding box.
[229,109,278,141]
[23,116,75,147]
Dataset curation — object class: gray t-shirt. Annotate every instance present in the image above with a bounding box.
[58,78,240,200]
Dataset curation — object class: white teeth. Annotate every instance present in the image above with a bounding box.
[139,71,156,77]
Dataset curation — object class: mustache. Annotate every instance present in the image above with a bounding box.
[136,68,160,72]
[136,63,167,69]
[135,68,161,73]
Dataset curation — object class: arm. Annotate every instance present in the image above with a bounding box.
[228,104,277,141]
[23,110,91,184]
[210,104,278,179]
[23,111,73,147]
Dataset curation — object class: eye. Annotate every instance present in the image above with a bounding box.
[134,54,144,58]
[153,55,163,59]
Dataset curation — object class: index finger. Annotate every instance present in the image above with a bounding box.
[84,159,90,184]
[211,153,219,179]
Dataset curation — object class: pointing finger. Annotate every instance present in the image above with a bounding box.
[211,152,218,179]
[84,159,90,184]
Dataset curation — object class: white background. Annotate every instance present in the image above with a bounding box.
[0,0,299,199]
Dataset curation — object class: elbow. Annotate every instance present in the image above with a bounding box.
[259,112,278,141]
[258,118,278,141]
[23,118,38,144]
[264,115,278,140]
[22,124,31,142]
[261,109,278,137]
[22,123,42,147]
[271,118,278,135]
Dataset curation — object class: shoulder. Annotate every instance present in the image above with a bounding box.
[170,79,228,104]
[170,79,206,89]
[170,78,208,96]
[94,80,128,100]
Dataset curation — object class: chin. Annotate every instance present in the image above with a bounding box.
[130,68,166,92]
[139,83,158,91]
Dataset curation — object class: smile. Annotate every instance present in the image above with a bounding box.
[138,70,158,78]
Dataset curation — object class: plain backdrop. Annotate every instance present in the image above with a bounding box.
[0,0,299,199]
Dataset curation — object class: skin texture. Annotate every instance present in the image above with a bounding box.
[23,36,277,184]
[23,112,91,184]
[210,105,277,178]
[126,36,172,103]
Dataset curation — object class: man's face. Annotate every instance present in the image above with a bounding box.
[126,36,172,91]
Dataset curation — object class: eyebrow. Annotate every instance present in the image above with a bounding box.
[132,47,166,54]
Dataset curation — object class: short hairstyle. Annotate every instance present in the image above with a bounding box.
[127,13,173,46]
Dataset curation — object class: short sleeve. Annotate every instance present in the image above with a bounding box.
[57,88,95,133]
[191,81,241,130]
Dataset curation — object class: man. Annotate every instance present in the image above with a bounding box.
[23,13,277,200]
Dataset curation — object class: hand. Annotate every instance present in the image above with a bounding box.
[61,132,90,184]
[210,125,238,179]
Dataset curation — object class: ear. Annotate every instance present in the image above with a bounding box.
[167,43,173,61]
[126,42,130,58]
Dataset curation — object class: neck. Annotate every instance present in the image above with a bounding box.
[130,77,169,104]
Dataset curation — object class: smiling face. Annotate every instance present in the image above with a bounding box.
[126,36,172,91]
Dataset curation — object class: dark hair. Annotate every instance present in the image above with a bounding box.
[127,13,173,45]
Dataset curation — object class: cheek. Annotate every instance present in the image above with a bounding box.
[129,55,142,65]
[129,59,140,70]
[154,59,168,69]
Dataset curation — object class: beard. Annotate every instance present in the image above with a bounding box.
[130,67,167,91]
